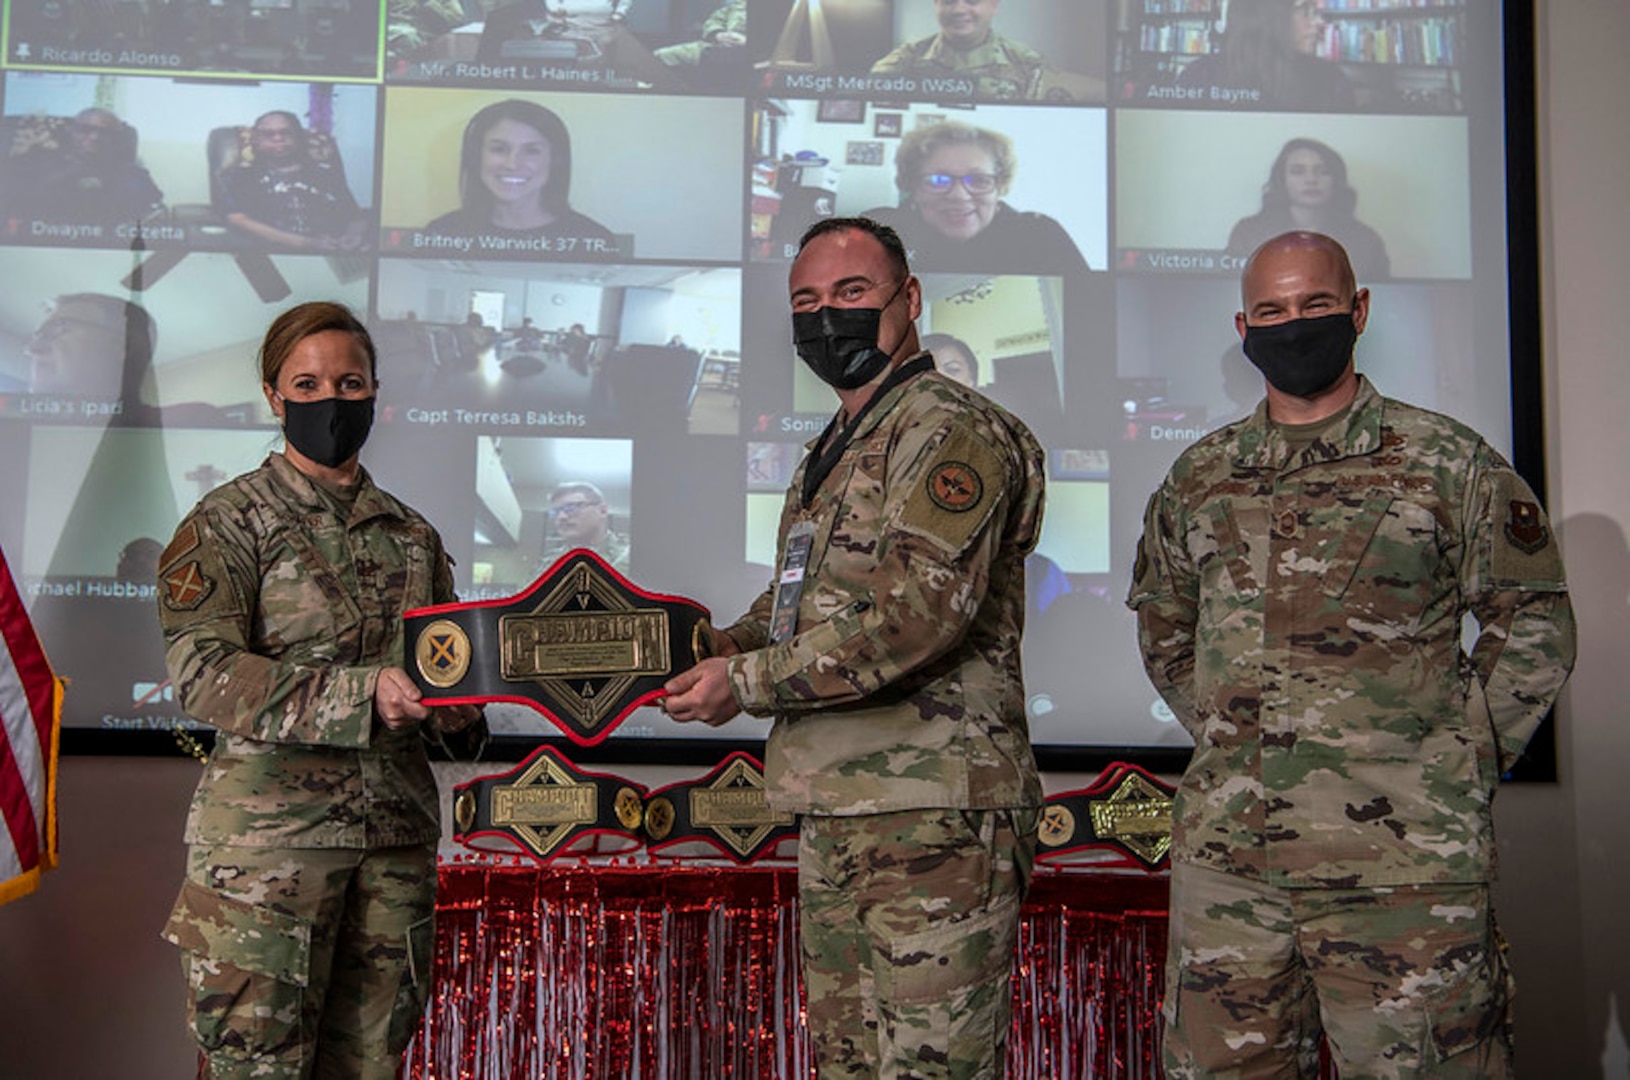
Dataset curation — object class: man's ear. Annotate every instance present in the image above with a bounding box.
[1351,288,1371,335]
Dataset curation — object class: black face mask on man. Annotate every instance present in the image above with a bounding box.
[1241,311,1359,398]
[791,280,907,391]
[278,395,375,468]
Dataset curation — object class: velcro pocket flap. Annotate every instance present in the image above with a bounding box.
[162,879,311,988]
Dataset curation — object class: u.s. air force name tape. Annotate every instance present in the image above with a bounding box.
[403,548,713,745]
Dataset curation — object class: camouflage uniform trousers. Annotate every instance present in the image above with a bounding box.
[165,843,438,1080]
[799,806,1038,1079]
[1163,861,1515,1079]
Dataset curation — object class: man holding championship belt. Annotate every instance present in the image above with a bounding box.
[662,216,1046,1078]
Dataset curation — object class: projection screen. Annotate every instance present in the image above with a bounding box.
[0,0,1537,766]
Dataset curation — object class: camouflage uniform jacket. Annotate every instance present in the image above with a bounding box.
[387,0,467,36]
[723,360,1046,816]
[701,0,746,39]
[157,452,462,849]
[540,529,631,577]
[869,31,1049,100]
[1128,377,1575,887]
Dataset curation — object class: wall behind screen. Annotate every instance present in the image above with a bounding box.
[0,0,1519,759]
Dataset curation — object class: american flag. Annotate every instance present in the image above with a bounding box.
[0,541,61,907]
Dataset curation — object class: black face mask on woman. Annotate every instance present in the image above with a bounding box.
[791,280,906,391]
[279,395,375,468]
[1240,311,1359,398]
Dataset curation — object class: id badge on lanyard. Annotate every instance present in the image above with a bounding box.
[769,519,816,644]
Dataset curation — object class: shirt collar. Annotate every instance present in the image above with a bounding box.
[1231,375,1385,471]
[267,451,394,525]
[801,351,935,451]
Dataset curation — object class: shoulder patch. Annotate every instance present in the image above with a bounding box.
[1486,477,1566,588]
[1503,500,1548,554]
[926,460,983,513]
[158,519,201,574]
[1126,492,1168,608]
[162,559,215,612]
[897,423,1006,555]
[158,518,221,611]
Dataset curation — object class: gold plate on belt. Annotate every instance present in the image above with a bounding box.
[451,746,648,861]
[403,549,712,745]
[1034,763,1176,872]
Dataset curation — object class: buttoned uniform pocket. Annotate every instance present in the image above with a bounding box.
[1194,505,1261,632]
[391,519,441,611]
[386,914,438,1051]
[162,879,311,1059]
[1313,494,1461,764]
[870,892,1023,1069]
[1463,673,1502,791]
[1420,924,1515,1073]
[1317,494,1440,629]
[866,808,1026,1071]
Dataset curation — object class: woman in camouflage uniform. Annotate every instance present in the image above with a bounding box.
[157,302,483,1079]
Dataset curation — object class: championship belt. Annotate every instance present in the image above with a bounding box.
[451,745,647,862]
[1034,762,1175,871]
[643,752,798,864]
[404,548,713,745]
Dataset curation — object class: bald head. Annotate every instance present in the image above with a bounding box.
[1234,230,1369,419]
[1241,231,1357,308]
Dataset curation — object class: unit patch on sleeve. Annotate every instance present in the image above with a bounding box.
[1487,475,1566,588]
[1503,499,1549,554]
[897,423,1005,555]
[162,559,215,611]
[927,461,983,513]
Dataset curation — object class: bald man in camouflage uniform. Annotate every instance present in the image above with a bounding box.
[1129,231,1575,1078]
[871,0,1053,101]
[664,216,1045,1078]
[157,445,484,1078]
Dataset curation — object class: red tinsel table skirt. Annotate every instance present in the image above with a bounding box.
[404,863,1172,1079]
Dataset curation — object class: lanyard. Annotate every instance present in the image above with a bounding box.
[799,354,934,509]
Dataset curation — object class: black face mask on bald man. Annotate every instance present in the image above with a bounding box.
[1241,311,1359,398]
